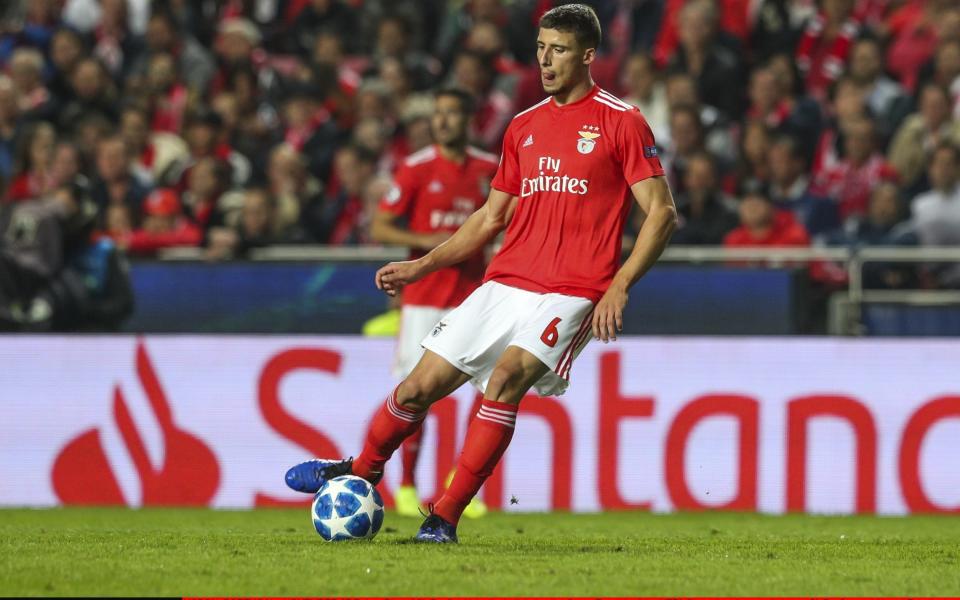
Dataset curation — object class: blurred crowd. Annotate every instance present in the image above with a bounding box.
[0,0,959,287]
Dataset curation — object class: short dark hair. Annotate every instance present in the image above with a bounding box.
[539,4,601,51]
[933,141,960,163]
[434,87,475,115]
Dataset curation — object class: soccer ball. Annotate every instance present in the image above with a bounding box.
[311,475,385,541]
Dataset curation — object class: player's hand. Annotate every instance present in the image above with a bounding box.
[592,284,627,343]
[375,260,426,296]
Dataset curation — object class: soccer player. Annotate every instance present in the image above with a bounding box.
[285,4,677,543]
[369,88,498,518]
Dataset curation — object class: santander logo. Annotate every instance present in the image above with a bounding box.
[51,341,220,506]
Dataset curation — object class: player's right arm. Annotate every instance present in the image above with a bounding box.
[376,189,516,296]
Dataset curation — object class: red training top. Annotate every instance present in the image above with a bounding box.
[487,85,665,303]
[380,144,499,308]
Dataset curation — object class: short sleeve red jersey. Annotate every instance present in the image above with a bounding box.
[380,144,499,308]
[487,86,665,303]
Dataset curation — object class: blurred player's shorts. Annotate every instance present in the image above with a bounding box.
[394,305,451,378]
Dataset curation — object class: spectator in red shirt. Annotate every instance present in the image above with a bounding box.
[886,0,960,92]
[795,0,860,103]
[724,190,811,249]
[811,115,898,222]
[118,188,202,256]
[145,52,188,134]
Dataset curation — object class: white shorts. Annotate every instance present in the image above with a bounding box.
[421,281,595,397]
[394,305,452,378]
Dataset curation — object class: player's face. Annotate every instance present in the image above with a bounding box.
[537,28,593,96]
[431,95,469,147]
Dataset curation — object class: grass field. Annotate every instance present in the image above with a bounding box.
[1,508,959,597]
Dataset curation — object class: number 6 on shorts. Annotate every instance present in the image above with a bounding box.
[540,317,562,347]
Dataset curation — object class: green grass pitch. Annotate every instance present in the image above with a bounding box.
[1,508,959,596]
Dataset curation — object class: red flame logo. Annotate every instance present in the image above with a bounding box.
[51,341,220,505]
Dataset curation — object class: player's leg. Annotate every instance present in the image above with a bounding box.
[349,349,472,482]
[285,350,471,493]
[393,306,447,516]
[418,346,548,541]
[457,392,488,519]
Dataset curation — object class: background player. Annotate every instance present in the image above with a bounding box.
[285,4,678,543]
[369,88,497,518]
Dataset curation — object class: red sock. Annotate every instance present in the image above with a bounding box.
[434,400,518,525]
[400,421,425,487]
[352,387,425,482]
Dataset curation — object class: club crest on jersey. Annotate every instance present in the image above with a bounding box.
[577,128,600,154]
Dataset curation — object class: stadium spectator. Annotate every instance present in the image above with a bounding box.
[747,62,823,161]
[622,54,670,146]
[206,187,287,259]
[768,135,839,236]
[372,13,441,91]
[666,0,745,120]
[751,0,813,64]
[90,0,140,81]
[266,143,320,234]
[886,0,960,92]
[289,0,359,56]
[910,142,960,249]
[182,157,230,233]
[735,119,771,194]
[888,83,960,193]
[300,144,377,245]
[49,141,81,190]
[90,135,150,228]
[59,57,118,132]
[671,151,738,245]
[826,181,917,289]
[280,82,339,181]
[144,52,188,134]
[909,142,960,287]
[846,36,909,143]
[176,108,251,189]
[47,27,87,102]
[118,104,188,186]
[795,0,860,103]
[119,187,201,256]
[662,104,706,195]
[7,120,57,203]
[449,49,512,150]
[132,9,215,93]
[0,76,21,181]
[8,48,54,121]
[810,115,897,222]
[724,190,811,249]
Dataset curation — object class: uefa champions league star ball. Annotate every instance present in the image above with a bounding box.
[311,475,385,541]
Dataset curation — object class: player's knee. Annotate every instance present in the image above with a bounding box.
[485,364,525,404]
[395,375,439,412]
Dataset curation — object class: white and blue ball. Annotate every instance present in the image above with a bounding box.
[311,475,384,541]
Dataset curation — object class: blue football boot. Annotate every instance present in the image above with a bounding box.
[284,458,354,494]
[415,514,459,543]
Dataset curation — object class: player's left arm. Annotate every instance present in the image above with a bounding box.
[592,176,678,342]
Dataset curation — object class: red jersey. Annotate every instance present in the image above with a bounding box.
[380,144,499,308]
[487,85,664,303]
